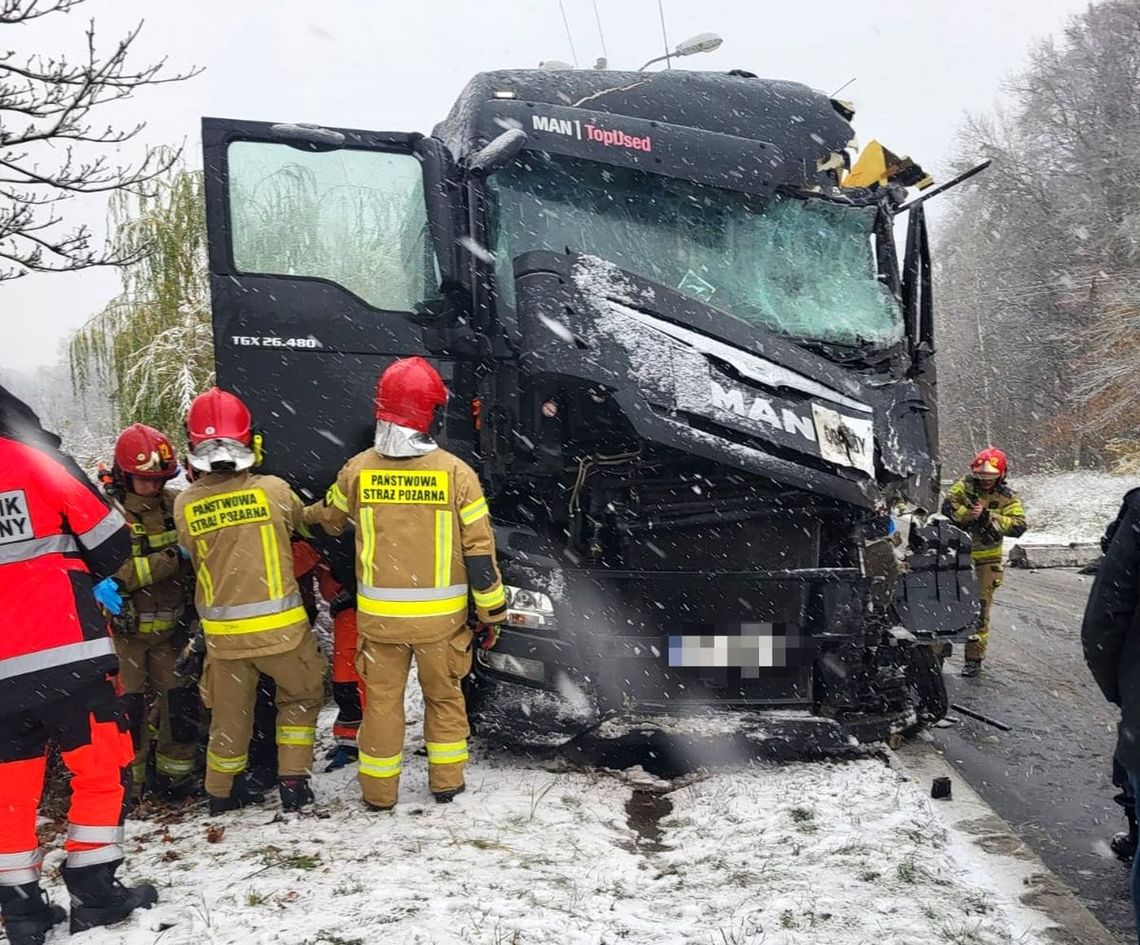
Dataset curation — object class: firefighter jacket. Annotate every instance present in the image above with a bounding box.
[941,476,1027,563]
[305,446,506,644]
[0,385,131,706]
[112,488,192,640]
[173,470,310,661]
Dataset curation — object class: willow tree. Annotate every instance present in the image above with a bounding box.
[70,165,213,438]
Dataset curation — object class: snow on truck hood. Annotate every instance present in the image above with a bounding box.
[572,255,876,477]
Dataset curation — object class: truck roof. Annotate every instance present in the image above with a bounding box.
[432,69,856,174]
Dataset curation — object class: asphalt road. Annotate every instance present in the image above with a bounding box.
[931,567,1133,941]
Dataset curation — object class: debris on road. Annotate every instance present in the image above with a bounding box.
[1008,542,1101,569]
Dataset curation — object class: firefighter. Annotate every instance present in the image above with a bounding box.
[941,447,1027,676]
[0,385,157,944]
[102,424,198,802]
[306,357,507,810]
[173,388,325,814]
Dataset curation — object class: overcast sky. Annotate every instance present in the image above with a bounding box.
[0,0,1093,372]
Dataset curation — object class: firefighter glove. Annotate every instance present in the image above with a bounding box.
[174,629,207,681]
[93,577,124,615]
[475,623,501,650]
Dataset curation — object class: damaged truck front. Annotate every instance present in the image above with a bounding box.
[201,69,978,756]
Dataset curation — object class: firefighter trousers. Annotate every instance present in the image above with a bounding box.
[966,561,1004,661]
[199,631,325,798]
[115,633,199,792]
[0,675,135,886]
[355,629,473,808]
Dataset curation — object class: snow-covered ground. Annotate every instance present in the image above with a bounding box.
[1007,470,1140,546]
[36,702,1057,945]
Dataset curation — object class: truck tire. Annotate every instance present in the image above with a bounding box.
[905,643,948,724]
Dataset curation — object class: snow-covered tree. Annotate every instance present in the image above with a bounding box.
[69,165,213,440]
[935,0,1140,472]
[0,0,199,281]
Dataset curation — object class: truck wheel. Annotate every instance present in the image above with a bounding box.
[905,643,948,724]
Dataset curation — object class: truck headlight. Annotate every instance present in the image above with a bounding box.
[477,650,546,683]
[503,585,557,630]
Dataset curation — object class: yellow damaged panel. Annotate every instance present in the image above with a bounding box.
[844,139,933,191]
[359,470,450,505]
[185,489,272,536]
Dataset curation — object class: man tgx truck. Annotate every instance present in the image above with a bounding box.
[200,67,978,754]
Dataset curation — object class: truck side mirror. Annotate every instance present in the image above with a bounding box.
[466,129,528,178]
[901,204,933,360]
[416,138,463,298]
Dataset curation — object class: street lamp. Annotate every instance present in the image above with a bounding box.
[637,32,723,71]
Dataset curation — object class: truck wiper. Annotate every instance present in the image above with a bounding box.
[788,335,900,366]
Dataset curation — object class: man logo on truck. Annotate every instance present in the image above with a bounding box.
[530,114,652,152]
[709,380,816,442]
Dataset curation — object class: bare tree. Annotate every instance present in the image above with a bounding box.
[0,0,200,281]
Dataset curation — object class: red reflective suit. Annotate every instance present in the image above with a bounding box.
[0,386,134,887]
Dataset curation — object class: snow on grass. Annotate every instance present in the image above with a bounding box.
[49,749,1045,945]
[1008,471,1140,545]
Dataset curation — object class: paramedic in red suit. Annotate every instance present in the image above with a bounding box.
[0,385,157,945]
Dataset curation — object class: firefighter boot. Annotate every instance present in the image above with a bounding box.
[154,773,200,803]
[0,883,66,945]
[324,744,358,772]
[61,861,157,933]
[962,634,985,677]
[1112,808,1138,861]
[433,784,466,804]
[207,773,264,815]
[278,776,314,813]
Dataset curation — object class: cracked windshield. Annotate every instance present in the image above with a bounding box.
[490,152,902,347]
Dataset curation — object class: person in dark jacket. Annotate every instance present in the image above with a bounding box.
[1082,487,1140,938]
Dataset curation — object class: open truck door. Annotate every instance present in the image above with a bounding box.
[200,117,459,501]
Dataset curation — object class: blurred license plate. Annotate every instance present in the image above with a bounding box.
[668,625,781,669]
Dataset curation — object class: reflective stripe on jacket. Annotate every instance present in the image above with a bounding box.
[941,476,1027,561]
[306,446,505,644]
[113,488,192,640]
[174,470,310,660]
[0,387,131,694]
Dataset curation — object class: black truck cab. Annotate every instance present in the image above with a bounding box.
[201,68,976,751]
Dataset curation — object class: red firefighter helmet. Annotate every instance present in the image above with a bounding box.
[187,388,253,448]
[971,447,1008,480]
[374,357,448,434]
[113,423,177,479]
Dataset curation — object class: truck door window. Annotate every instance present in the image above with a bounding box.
[226,141,439,311]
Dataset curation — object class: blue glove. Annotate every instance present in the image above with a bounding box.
[93,578,124,616]
[175,545,191,560]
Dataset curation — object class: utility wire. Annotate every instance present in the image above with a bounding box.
[656,0,672,69]
[591,0,609,62]
[557,0,580,67]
